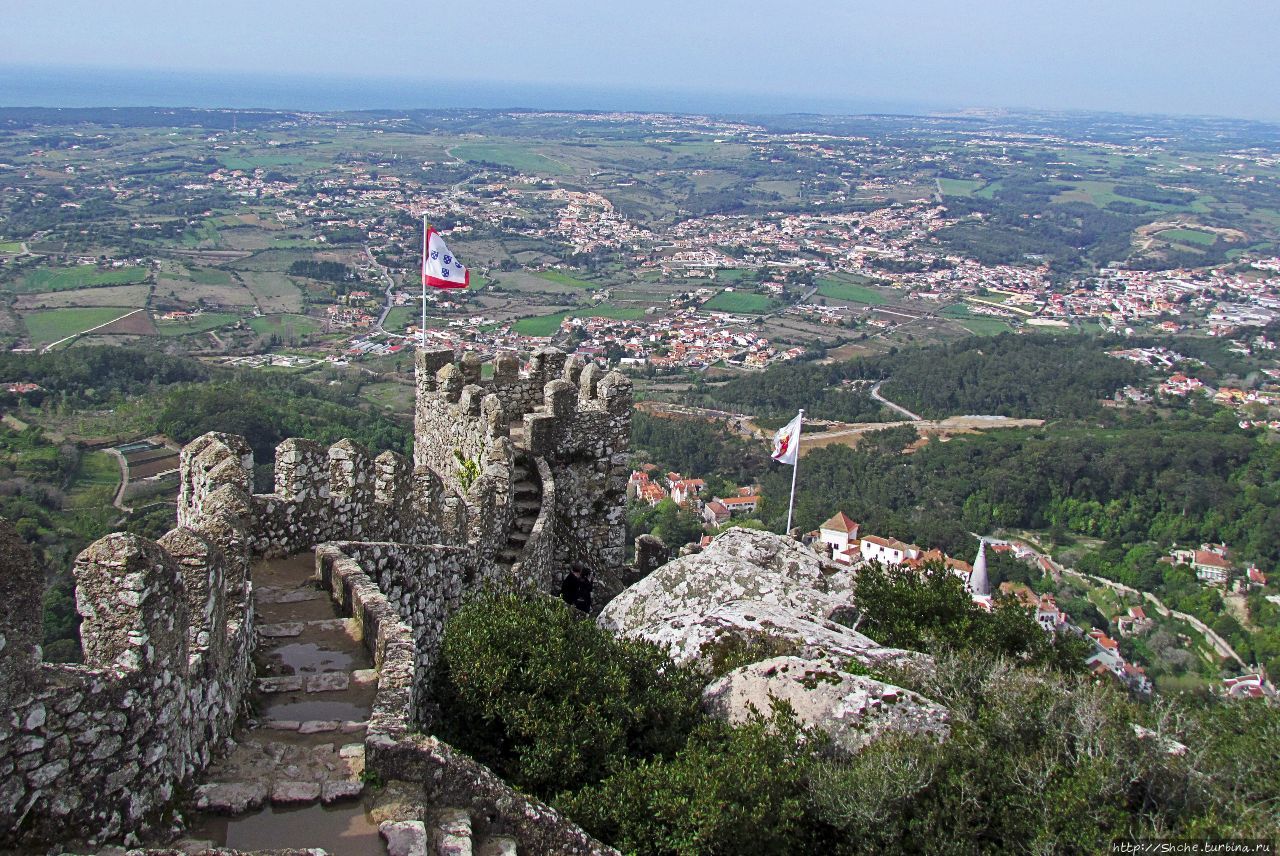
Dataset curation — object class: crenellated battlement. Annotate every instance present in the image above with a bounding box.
[0,347,631,851]
[0,447,255,848]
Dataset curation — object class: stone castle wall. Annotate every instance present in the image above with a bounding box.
[415,347,632,597]
[0,434,255,850]
[0,346,631,851]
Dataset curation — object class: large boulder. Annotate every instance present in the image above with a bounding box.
[601,529,855,634]
[600,529,922,672]
[621,600,923,673]
[703,656,950,754]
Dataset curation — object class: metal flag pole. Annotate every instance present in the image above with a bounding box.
[420,215,428,347]
[785,408,803,536]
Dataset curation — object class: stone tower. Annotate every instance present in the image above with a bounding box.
[413,346,632,601]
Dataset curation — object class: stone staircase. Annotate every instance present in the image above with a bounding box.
[176,553,378,851]
[496,452,541,571]
[170,553,528,856]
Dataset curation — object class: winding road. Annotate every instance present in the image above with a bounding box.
[870,380,923,421]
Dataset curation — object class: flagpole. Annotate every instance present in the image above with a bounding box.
[420,215,428,348]
[785,408,803,536]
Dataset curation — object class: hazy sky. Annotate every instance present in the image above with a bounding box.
[7,0,1280,120]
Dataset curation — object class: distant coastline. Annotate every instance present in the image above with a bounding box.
[0,65,939,116]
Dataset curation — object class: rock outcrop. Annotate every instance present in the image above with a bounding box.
[599,529,923,673]
[703,656,951,754]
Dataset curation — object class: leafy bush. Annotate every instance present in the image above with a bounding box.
[559,710,814,856]
[433,590,704,796]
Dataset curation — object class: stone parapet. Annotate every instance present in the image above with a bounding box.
[0,461,254,849]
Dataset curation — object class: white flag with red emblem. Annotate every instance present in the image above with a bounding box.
[422,226,469,289]
[771,411,802,466]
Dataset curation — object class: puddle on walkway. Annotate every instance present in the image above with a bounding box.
[190,802,382,856]
[263,698,373,722]
[270,642,355,674]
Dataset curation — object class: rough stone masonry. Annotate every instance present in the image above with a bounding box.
[0,346,632,853]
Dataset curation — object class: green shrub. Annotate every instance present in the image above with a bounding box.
[559,709,814,856]
[433,590,704,797]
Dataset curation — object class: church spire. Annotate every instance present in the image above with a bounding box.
[968,540,990,597]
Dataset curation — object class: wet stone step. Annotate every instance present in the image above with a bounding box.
[514,498,541,511]
[259,672,357,694]
[260,719,368,735]
[258,617,360,638]
[256,586,327,605]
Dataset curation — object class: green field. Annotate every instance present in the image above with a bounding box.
[703,291,775,314]
[938,178,984,197]
[154,312,239,337]
[383,306,418,332]
[536,270,596,289]
[181,219,221,248]
[452,143,568,174]
[816,278,888,305]
[1156,228,1216,247]
[0,241,23,253]
[16,266,148,294]
[512,306,647,336]
[218,153,309,171]
[188,268,233,285]
[959,318,1014,336]
[714,268,751,282]
[23,307,134,345]
[248,314,320,337]
[973,180,1003,200]
[940,303,972,318]
[65,450,120,509]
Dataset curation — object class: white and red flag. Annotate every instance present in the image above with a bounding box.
[771,411,803,466]
[422,225,470,289]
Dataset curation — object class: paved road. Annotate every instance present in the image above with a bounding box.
[366,245,399,332]
[870,380,923,421]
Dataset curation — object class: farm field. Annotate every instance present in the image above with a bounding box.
[451,143,569,174]
[816,277,889,305]
[958,317,1015,336]
[14,284,151,310]
[154,278,256,306]
[239,272,304,312]
[0,242,23,253]
[64,451,120,509]
[535,270,596,289]
[714,269,751,282]
[1157,228,1216,247]
[22,307,136,346]
[154,312,239,337]
[248,314,320,338]
[938,178,984,196]
[703,291,774,313]
[14,266,148,294]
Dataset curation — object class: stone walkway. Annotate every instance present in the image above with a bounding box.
[179,553,380,853]
[172,553,522,856]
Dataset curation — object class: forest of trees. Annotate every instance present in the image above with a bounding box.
[758,415,1275,567]
[702,334,1144,422]
[287,259,357,282]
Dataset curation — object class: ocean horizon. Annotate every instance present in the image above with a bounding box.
[0,65,944,117]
